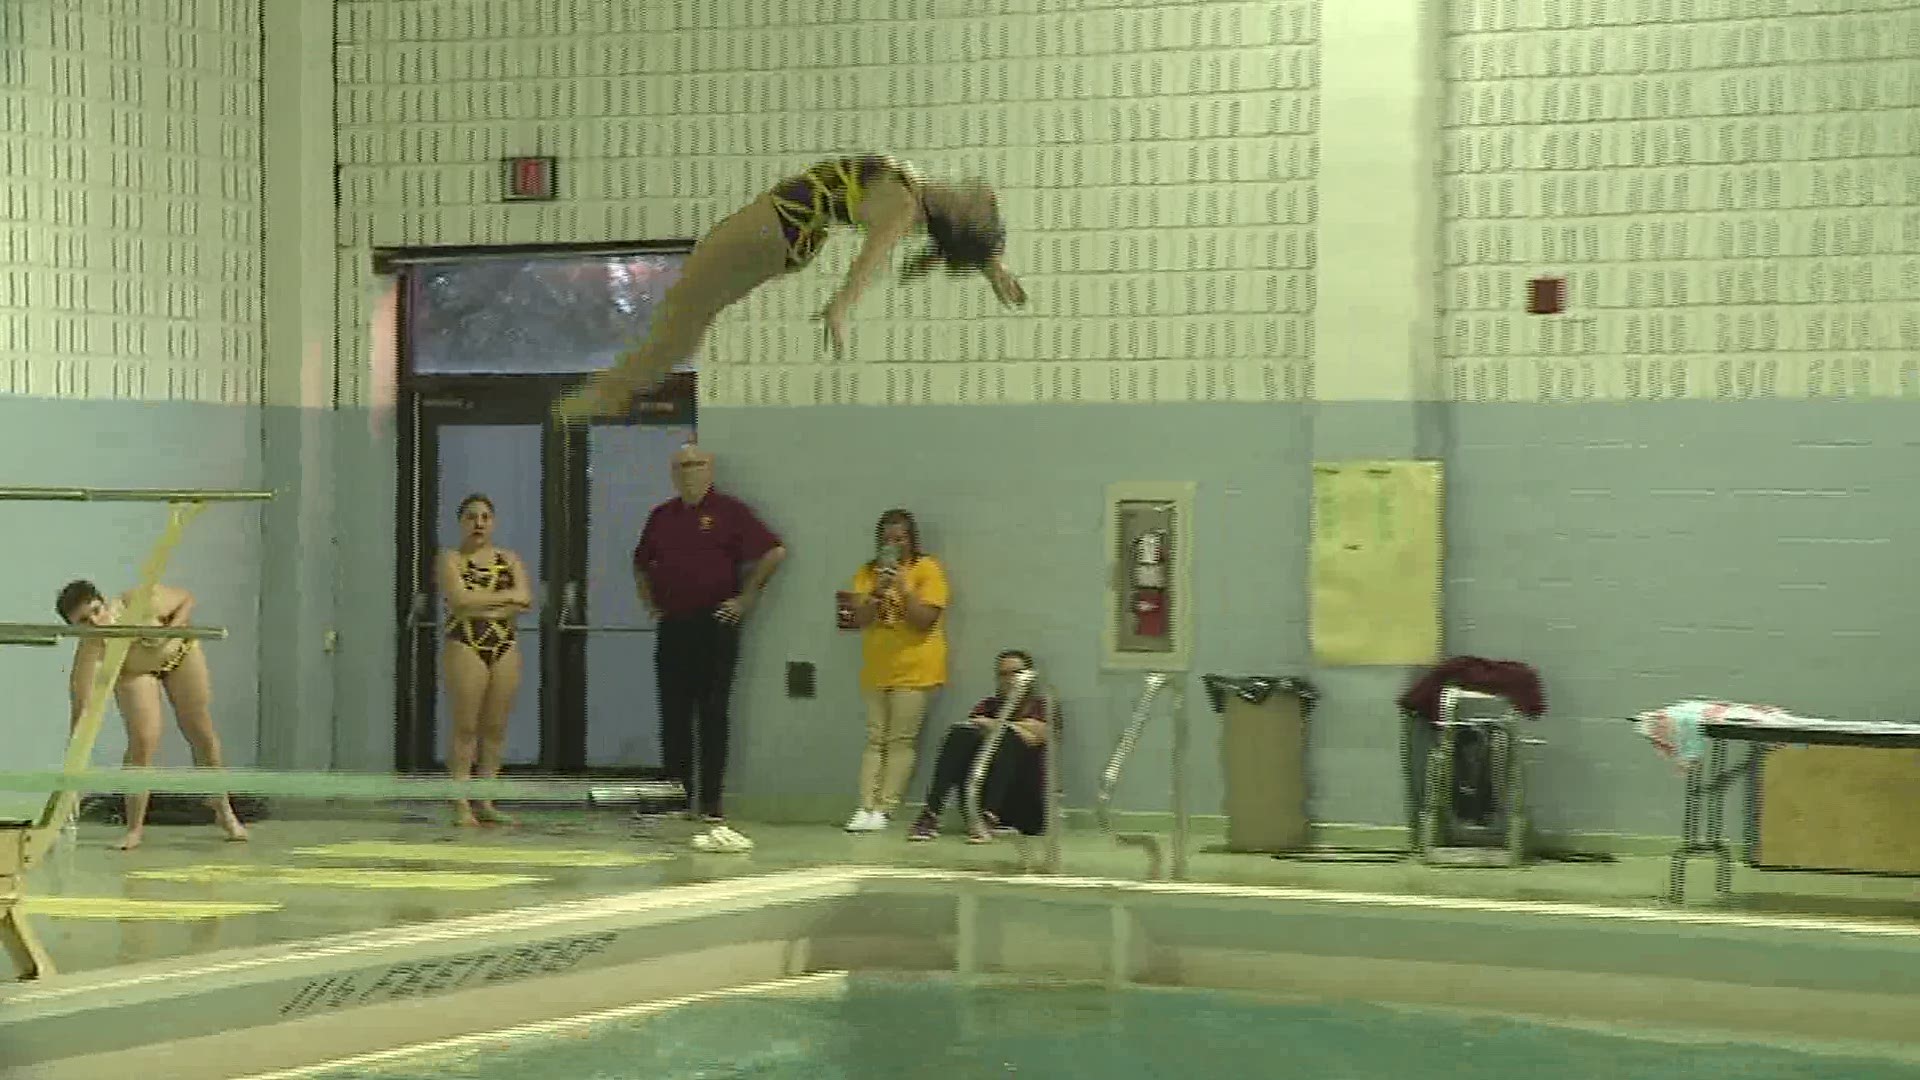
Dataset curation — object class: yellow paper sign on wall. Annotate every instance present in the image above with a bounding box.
[1310,460,1443,666]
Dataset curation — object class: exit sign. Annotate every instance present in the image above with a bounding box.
[502,156,557,202]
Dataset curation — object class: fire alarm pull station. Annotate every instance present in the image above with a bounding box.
[1103,481,1194,672]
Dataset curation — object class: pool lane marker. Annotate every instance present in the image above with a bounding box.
[232,970,851,1080]
[21,896,283,920]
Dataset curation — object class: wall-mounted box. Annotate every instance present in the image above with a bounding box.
[1101,481,1194,672]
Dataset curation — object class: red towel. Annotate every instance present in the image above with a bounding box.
[1399,656,1545,725]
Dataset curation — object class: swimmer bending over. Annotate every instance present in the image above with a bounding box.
[57,579,249,851]
[555,154,1029,420]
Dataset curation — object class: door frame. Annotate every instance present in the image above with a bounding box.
[392,373,698,776]
[394,375,572,775]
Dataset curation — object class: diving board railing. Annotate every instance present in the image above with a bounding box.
[0,623,230,641]
[0,484,272,983]
[0,487,273,503]
[1096,672,1189,881]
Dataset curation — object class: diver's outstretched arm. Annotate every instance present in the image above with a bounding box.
[817,178,922,355]
[984,258,1027,308]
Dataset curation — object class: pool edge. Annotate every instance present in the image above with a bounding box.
[6,867,1920,1077]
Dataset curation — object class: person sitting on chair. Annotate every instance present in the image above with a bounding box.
[907,648,1054,844]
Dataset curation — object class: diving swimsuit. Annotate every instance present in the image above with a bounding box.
[151,640,193,677]
[113,600,193,678]
[767,155,920,270]
[447,552,519,668]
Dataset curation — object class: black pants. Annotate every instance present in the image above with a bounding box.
[923,723,1040,827]
[655,611,740,818]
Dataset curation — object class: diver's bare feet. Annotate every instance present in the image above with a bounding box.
[474,802,517,827]
[215,806,249,842]
[114,829,143,851]
[552,369,638,422]
[452,799,480,828]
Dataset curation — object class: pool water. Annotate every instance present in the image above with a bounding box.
[322,975,1920,1079]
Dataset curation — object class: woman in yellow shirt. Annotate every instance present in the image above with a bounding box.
[844,509,949,832]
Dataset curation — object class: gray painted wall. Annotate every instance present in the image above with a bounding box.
[0,402,395,825]
[1446,400,1920,837]
[690,399,1917,837]
[14,397,1903,838]
[0,400,265,819]
[326,414,402,774]
[695,402,1316,825]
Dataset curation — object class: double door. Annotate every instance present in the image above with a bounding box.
[395,386,692,774]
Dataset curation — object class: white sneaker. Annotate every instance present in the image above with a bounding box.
[844,809,888,833]
[691,825,754,853]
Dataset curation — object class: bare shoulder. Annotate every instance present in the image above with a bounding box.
[879,155,925,187]
[115,584,168,610]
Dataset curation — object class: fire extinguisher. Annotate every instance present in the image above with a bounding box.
[1131,530,1169,638]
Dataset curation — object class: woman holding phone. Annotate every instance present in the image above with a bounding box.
[841,508,949,832]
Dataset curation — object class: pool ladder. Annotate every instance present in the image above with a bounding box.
[1096,672,1189,881]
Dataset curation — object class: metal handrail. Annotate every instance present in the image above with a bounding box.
[0,486,274,502]
[412,582,657,636]
[961,669,1037,838]
[1040,692,1063,873]
[1097,672,1189,881]
[0,623,227,641]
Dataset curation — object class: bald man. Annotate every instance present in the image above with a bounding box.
[632,444,786,823]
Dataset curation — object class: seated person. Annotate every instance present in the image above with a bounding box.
[907,648,1055,843]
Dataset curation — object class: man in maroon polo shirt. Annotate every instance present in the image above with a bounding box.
[632,442,786,822]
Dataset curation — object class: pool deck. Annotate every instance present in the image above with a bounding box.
[14,809,1919,977]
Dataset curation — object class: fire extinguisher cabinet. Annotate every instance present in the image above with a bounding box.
[1204,675,1320,854]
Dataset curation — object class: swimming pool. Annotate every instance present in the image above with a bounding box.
[289,972,1920,1080]
[13,867,1920,1079]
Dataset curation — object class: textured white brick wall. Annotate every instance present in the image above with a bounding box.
[1442,0,1920,403]
[1,0,263,404]
[332,0,1321,408]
